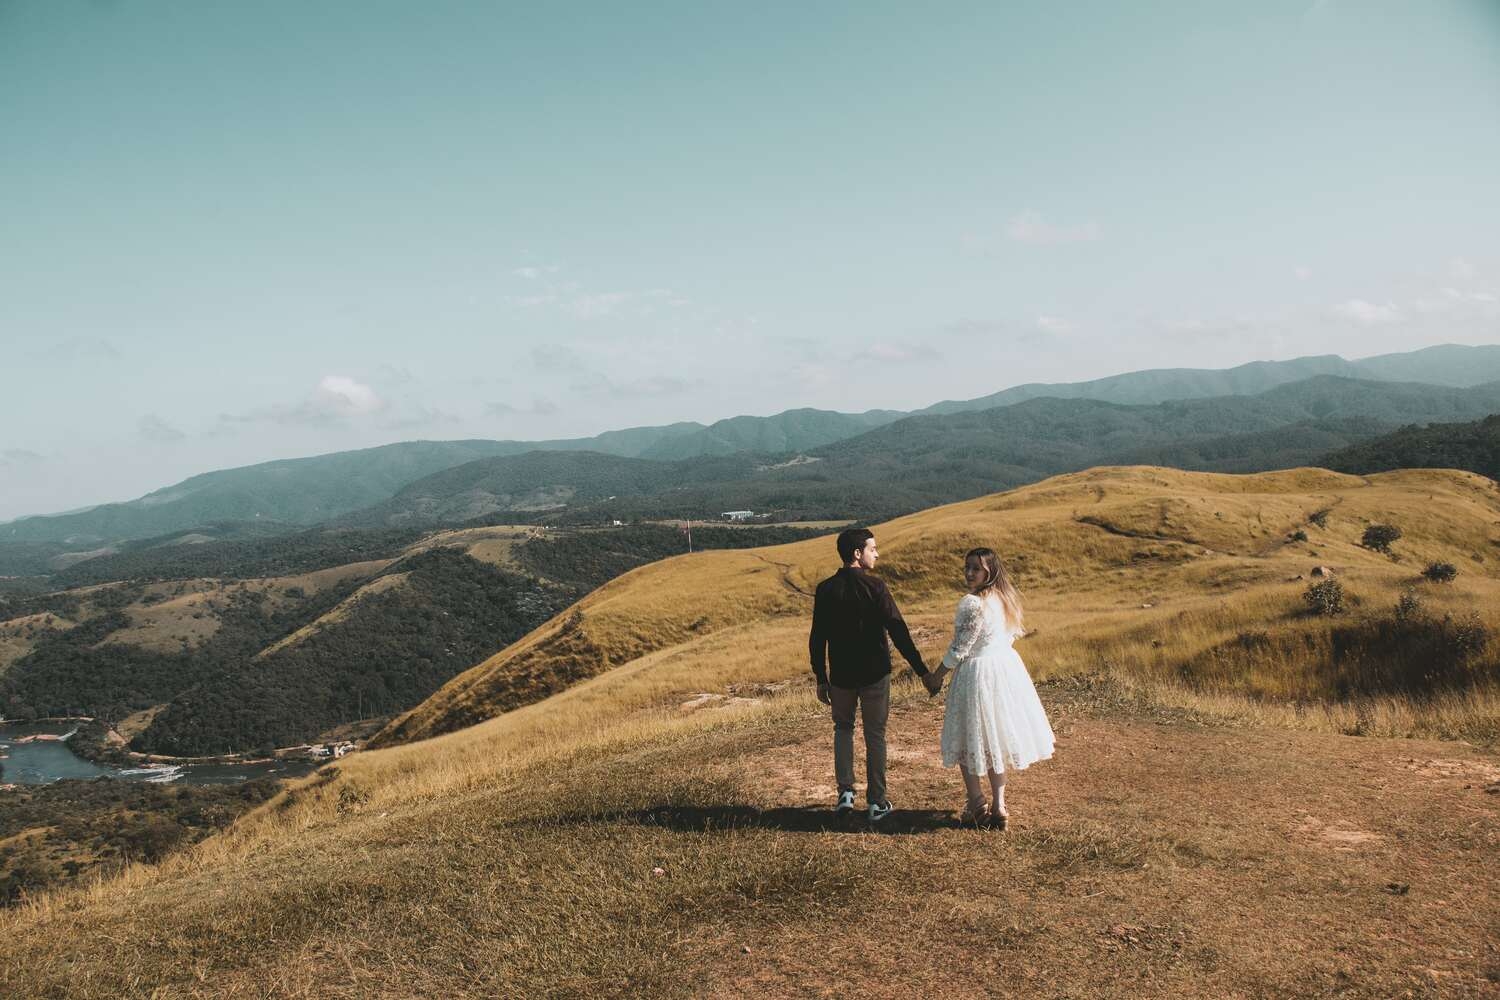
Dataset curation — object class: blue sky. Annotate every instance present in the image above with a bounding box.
[3,0,1499,520]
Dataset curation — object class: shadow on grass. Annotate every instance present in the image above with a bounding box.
[535,804,961,835]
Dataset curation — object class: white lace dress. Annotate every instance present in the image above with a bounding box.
[939,593,1055,774]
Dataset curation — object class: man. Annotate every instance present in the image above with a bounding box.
[809,527,937,822]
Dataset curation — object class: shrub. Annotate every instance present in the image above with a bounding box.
[1394,589,1426,625]
[336,782,370,816]
[1444,612,1489,662]
[1421,561,1458,583]
[1326,604,1493,696]
[1308,509,1330,528]
[1289,530,1308,542]
[1303,579,1346,616]
[1361,524,1402,553]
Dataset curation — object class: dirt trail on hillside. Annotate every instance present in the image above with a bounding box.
[701,689,1500,999]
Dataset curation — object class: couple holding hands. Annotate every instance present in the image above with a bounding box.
[808,528,1055,827]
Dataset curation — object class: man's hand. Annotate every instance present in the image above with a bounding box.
[922,670,943,697]
[817,682,832,706]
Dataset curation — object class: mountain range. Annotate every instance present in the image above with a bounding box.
[5,344,1500,562]
[344,374,1500,530]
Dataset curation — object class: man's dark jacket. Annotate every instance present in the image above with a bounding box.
[809,566,928,689]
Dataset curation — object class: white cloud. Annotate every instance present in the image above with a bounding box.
[1442,287,1497,304]
[573,374,700,399]
[502,293,558,308]
[942,319,1008,337]
[216,376,388,430]
[531,345,586,372]
[853,342,940,364]
[566,292,633,320]
[486,398,559,418]
[1036,315,1072,334]
[376,364,418,386]
[512,265,560,280]
[28,338,123,362]
[1006,211,1102,246]
[1448,257,1476,280]
[382,405,462,431]
[138,413,186,444]
[1294,266,1313,281]
[1,448,46,466]
[1332,299,1401,325]
[562,289,676,320]
[789,362,835,390]
[315,375,384,415]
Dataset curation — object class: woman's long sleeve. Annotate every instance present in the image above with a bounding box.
[941,596,985,669]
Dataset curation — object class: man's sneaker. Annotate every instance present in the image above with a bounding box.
[868,801,893,823]
[835,790,856,814]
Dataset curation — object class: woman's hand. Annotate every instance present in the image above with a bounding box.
[924,665,950,696]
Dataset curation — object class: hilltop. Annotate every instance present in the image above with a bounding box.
[3,465,1496,997]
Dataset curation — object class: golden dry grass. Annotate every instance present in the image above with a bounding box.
[3,676,1496,997]
[3,466,1498,998]
[380,465,1500,748]
[0,612,75,673]
[101,582,226,651]
[41,561,393,655]
[397,524,545,571]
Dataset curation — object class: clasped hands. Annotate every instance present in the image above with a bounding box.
[814,665,950,705]
[922,664,950,697]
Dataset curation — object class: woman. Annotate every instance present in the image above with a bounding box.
[929,547,1054,828]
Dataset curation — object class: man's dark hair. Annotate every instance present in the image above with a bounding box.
[836,528,874,564]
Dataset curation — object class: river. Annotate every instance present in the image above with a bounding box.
[0,721,321,785]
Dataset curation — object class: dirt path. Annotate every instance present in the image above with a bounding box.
[704,689,1500,998]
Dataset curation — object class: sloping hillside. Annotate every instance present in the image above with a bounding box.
[0,523,830,755]
[376,464,1500,747]
[2,467,1496,998]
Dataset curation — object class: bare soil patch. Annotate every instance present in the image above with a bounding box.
[702,686,1500,998]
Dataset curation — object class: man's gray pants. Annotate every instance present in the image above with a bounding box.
[829,674,891,807]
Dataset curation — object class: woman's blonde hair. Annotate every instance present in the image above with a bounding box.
[965,547,1023,631]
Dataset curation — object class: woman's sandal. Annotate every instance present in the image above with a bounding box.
[958,799,990,826]
[988,807,1009,831]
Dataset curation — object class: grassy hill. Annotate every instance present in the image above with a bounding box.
[376,464,1500,748]
[2,466,1496,997]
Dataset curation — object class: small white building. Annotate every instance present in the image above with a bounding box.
[721,510,754,522]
